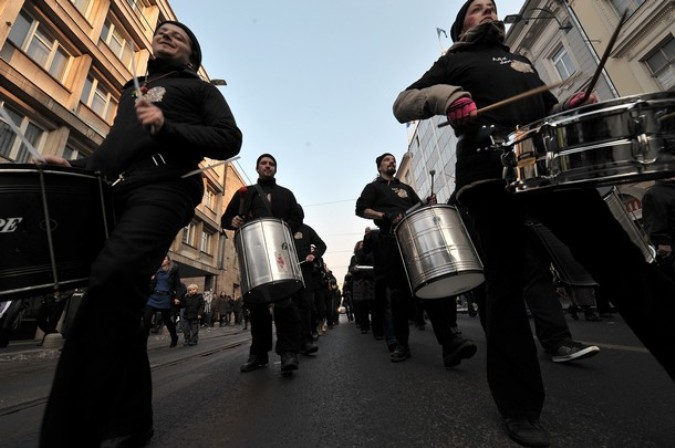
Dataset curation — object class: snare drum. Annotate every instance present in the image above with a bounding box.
[394,204,484,299]
[0,164,114,301]
[234,218,303,304]
[505,92,675,193]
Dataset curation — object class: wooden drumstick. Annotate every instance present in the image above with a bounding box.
[438,80,567,128]
[581,8,628,103]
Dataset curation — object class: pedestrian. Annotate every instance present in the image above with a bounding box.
[38,20,242,447]
[179,284,205,346]
[212,292,228,327]
[291,204,327,355]
[642,179,675,281]
[143,255,181,347]
[393,1,675,446]
[355,152,477,366]
[221,153,303,374]
[349,240,376,334]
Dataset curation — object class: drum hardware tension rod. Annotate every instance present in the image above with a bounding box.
[0,106,45,162]
[581,8,628,103]
[438,80,567,128]
[181,155,241,178]
[38,168,60,292]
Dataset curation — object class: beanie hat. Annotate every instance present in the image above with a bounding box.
[256,153,277,167]
[155,21,202,69]
[375,152,394,167]
[450,0,498,42]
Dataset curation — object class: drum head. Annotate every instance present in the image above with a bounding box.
[414,272,484,299]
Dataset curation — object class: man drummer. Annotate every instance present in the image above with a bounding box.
[221,153,304,374]
[393,1,675,446]
[355,152,478,366]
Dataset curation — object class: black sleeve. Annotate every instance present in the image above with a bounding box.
[221,190,243,230]
[355,182,377,217]
[309,226,327,258]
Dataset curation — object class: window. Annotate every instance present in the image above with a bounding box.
[70,0,93,18]
[0,103,44,163]
[80,75,118,122]
[610,0,645,16]
[204,188,215,210]
[551,45,576,80]
[645,36,675,90]
[182,223,194,245]
[101,18,134,68]
[63,144,88,161]
[200,230,213,254]
[5,10,72,82]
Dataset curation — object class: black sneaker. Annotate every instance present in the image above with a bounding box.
[280,352,299,373]
[550,341,600,363]
[300,341,318,356]
[503,417,550,447]
[443,337,477,368]
[390,345,411,362]
[240,353,269,373]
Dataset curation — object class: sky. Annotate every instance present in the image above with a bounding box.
[170,0,526,285]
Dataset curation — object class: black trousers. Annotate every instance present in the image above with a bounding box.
[294,269,315,344]
[248,298,301,355]
[40,179,199,446]
[142,306,178,340]
[378,234,457,348]
[461,182,675,420]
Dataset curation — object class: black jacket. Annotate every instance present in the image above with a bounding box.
[355,176,422,234]
[221,177,303,233]
[74,59,242,186]
[643,181,675,247]
[293,223,327,269]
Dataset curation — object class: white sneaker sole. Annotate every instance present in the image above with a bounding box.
[552,345,600,363]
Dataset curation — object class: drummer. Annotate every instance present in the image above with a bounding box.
[393,1,675,447]
[37,21,242,447]
[221,153,304,374]
[355,152,478,366]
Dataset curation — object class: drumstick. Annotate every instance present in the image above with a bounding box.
[438,81,566,128]
[0,106,45,162]
[581,8,628,103]
[237,186,248,217]
[180,155,241,178]
[130,42,156,135]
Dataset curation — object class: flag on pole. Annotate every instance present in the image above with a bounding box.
[436,27,448,39]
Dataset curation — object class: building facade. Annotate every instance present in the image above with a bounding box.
[0,1,242,300]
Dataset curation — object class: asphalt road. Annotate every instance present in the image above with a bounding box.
[1,312,674,447]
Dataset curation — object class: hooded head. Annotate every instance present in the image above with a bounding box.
[450,0,498,42]
[154,21,202,69]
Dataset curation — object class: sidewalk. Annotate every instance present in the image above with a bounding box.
[0,323,248,363]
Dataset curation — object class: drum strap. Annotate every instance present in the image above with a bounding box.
[253,184,274,215]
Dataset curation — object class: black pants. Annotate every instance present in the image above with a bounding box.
[40,179,199,447]
[461,182,675,420]
[294,269,315,344]
[378,234,457,348]
[142,306,178,341]
[248,298,301,355]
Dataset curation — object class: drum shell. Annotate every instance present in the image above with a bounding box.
[0,164,114,301]
[506,92,675,192]
[395,205,484,299]
[234,218,303,304]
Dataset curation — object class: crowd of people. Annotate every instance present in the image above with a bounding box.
[25,2,675,448]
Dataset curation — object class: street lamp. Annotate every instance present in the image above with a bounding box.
[504,7,573,32]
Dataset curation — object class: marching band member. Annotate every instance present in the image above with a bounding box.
[221,154,304,374]
[393,1,675,446]
[355,153,477,366]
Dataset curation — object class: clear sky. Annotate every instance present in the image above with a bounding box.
[170,0,525,285]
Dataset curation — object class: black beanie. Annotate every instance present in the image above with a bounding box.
[155,21,202,69]
[450,0,497,42]
[256,153,277,167]
[375,152,395,167]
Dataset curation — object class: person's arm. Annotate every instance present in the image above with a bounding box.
[309,227,327,259]
[642,189,673,251]
[154,82,243,160]
[285,190,303,233]
[221,190,243,230]
[393,55,469,123]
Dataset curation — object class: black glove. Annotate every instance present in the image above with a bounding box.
[382,211,402,224]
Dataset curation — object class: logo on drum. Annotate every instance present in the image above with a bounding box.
[275,251,287,271]
[0,217,22,233]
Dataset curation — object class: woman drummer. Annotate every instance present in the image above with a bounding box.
[393,1,675,447]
